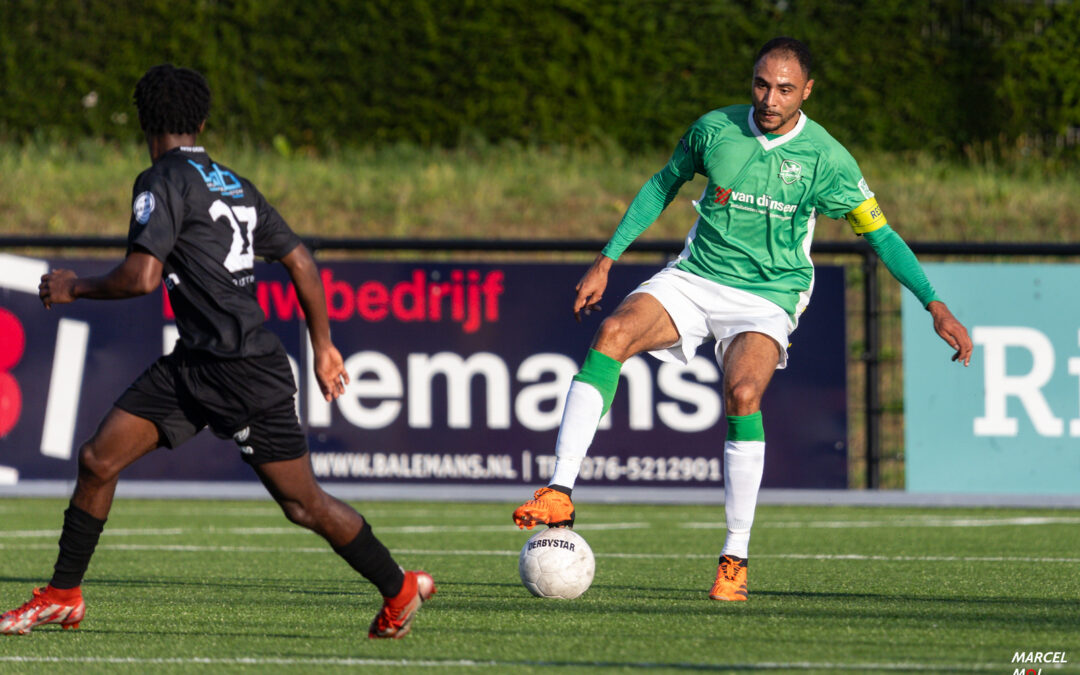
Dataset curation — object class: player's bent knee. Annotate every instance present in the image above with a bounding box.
[726,382,763,416]
[277,499,314,528]
[594,317,635,360]
[277,492,333,531]
[76,443,119,484]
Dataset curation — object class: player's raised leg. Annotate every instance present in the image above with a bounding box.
[513,292,679,529]
[1,408,161,634]
[709,332,779,601]
[253,454,435,639]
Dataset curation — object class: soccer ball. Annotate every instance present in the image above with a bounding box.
[518,527,595,599]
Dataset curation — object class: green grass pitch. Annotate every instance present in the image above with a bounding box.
[1,498,1078,673]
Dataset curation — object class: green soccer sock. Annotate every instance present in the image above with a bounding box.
[726,411,765,441]
[572,349,622,416]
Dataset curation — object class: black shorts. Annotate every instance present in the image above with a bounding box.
[115,347,307,465]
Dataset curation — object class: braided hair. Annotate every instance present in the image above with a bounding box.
[133,64,210,135]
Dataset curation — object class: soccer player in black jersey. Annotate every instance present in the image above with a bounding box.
[0,65,433,638]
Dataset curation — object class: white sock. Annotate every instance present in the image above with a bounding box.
[721,439,765,559]
[549,380,604,490]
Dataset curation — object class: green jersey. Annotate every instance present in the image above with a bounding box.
[603,104,873,318]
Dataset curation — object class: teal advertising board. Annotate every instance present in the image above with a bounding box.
[904,263,1080,494]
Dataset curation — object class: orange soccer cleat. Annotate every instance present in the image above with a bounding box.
[368,570,436,639]
[0,586,86,635]
[512,487,575,530]
[709,554,749,601]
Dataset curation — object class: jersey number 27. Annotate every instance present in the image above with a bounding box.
[210,199,259,273]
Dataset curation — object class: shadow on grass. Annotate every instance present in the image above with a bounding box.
[434,584,1080,632]
[447,658,981,673]
[751,588,1080,606]
[6,576,1075,634]
[22,625,318,641]
[0,577,54,585]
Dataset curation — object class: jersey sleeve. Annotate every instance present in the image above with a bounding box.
[251,187,302,261]
[865,225,941,307]
[670,119,710,180]
[600,121,707,260]
[814,146,874,220]
[127,170,183,261]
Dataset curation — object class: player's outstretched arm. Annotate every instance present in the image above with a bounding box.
[39,251,162,309]
[280,244,349,401]
[861,226,972,366]
[927,300,973,366]
[574,254,614,322]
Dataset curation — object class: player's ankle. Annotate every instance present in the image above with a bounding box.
[385,571,417,606]
[44,584,82,601]
[547,484,572,497]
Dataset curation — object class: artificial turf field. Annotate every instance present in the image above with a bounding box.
[0,498,1077,674]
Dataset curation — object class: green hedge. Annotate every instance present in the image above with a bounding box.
[1,0,1077,153]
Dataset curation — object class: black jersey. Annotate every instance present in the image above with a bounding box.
[127,146,302,359]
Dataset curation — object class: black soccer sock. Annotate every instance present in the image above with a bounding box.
[333,520,405,598]
[548,484,572,497]
[49,503,107,590]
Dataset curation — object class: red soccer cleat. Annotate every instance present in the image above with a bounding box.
[368,570,436,639]
[0,586,86,635]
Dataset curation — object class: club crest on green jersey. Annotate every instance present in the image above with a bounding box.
[778,159,802,185]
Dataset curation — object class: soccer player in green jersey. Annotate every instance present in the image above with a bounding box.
[512,37,973,601]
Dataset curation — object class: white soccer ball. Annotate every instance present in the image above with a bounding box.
[518,527,595,599]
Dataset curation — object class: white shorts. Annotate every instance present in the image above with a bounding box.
[629,266,794,370]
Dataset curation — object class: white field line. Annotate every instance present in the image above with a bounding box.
[455,550,1080,564]
[129,506,476,518]
[223,521,649,535]
[0,541,1077,564]
[684,516,1080,529]
[207,525,534,535]
[153,514,1080,530]
[0,656,1017,671]
[0,527,184,539]
[3,513,1074,541]
[133,507,284,517]
[0,522,649,539]
[762,553,1080,563]
[380,521,650,534]
[0,504,443,519]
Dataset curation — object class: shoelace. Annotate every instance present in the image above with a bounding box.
[374,606,406,633]
[9,588,48,616]
[2,591,43,626]
[719,559,744,581]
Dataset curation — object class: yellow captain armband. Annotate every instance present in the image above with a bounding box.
[845,197,887,235]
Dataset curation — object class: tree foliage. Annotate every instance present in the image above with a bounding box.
[1,0,1076,153]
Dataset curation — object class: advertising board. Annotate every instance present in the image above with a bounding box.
[0,254,847,490]
[904,263,1080,493]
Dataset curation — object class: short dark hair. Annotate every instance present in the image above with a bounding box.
[133,64,211,136]
[755,37,812,79]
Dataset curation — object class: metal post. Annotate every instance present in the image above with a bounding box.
[862,249,881,489]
